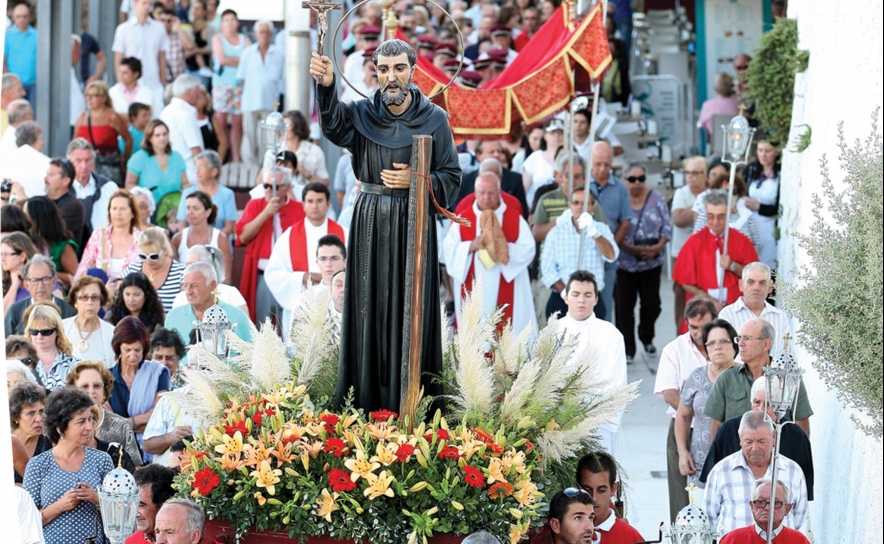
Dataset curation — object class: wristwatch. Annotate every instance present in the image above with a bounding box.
[729,262,737,272]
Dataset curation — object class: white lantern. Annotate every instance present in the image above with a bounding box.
[193,296,237,359]
[669,483,714,544]
[98,467,140,543]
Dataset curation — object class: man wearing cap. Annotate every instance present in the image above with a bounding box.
[342,47,379,103]
[433,43,457,71]
[416,34,439,59]
[489,25,518,64]
[310,39,461,412]
[343,24,382,101]
[458,71,483,89]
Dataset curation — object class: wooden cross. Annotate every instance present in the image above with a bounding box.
[301,0,342,56]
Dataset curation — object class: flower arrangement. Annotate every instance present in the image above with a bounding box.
[171,279,639,543]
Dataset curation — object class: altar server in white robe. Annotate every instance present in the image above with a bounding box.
[558,269,628,457]
[266,183,347,340]
[443,172,537,335]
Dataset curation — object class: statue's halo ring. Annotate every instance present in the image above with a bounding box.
[331,0,467,100]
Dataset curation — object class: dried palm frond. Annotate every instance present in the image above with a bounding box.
[164,350,226,425]
[494,320,533,376]
[498,358,540,425]
[227,319,292,392]
[448,277,498,420]
[290,286,338,394]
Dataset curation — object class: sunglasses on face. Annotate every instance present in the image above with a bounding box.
[77,294,102,302]
[138,251,163,261]
[28,327,57,337]
[626,175,646,183]
[263,183,289,191]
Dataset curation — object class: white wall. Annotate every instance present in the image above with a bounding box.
[777,1,883,542]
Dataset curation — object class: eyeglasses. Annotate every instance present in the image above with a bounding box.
[138,251,164,262]
[263,183,288,191]
[21,408,45,420]
[734,65,749,70]
[77,294,102,302]
[735,335,766,343]
[625,175,646,183]
[705,339,732,348]
[751,499,785,510]
[27,276,55,285]
[28,327,58,337]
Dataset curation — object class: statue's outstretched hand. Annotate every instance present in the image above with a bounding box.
[310,52,334,87]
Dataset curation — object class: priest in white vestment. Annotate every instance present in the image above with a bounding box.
[265,184,347,340]
[443,172,537,335]
[559,269,628,457]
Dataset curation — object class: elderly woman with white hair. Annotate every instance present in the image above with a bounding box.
[7,358,37,390]
[171,244,247,312]
[129,186,157,225]
[175,149,237,236]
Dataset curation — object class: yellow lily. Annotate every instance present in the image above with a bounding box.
[244,440,274,468]
[363,470,395,500]
[370,442,398,467]
[344,449,380,481]
[365,423,396,442]
[509,524,527,544]
[501,451,527,475]
[300,440,324,459]
[315,489,340,522]
[216,453,245,472]
[486,458,507,484]
[214,431,244,457]
[250,460,283,496]
[254,492,266,506]
[512,480,538,507]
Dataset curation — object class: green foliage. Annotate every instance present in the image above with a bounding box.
[745,18,810,147]
[781,111,884,438]
[791,124,812,153]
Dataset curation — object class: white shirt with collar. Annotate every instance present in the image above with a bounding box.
[15,486,45,544]
[237,43,285,113]
[0,124,17,152]
[142,394,202,466]
[111,15,170,90]
[719,297,793,355]
[160,97,204,184]
[653,332,708,418]
[73,173,118,233]
[0,144,49,198]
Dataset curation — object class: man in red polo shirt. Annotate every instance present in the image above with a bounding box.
[674,188,759,314]
[235,166,304,324]
[576,451,644,543]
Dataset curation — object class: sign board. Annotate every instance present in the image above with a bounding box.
[632,75,687,156]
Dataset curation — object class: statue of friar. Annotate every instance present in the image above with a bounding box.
[309,39,462,412]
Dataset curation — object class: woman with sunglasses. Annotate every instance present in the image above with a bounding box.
[108,316,170,462]
[62,276,117,366]
[23,196,79,287]
[674,319,739,487]
[171,191,232,282]
[615,162,672,361]
[2,231,39,317]
[75,190,144,292]
[105,273,166,335]
[25,304,80,391]
[122,226,186,314]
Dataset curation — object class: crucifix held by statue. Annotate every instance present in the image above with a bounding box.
[308,39,464,418]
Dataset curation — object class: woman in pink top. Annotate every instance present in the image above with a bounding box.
[698,72,741,139]
[74,190,143,297]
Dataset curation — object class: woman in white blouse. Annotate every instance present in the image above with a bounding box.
[283,110,329,195]
[63,276,117,367]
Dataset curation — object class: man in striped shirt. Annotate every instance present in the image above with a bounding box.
[705,410,808,538]
[719,262,793,355]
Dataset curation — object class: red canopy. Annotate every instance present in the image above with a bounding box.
[408,4,612,138]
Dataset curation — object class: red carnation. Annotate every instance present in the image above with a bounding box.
[223,420,248,437]
[192,467,221,496]
[320,413,340,435]
[328,468,356,492]
[439,445,461,460]
[462,465,484,489]
[394,444,415,463]
[369,409,398,422]
[323,437,349,457]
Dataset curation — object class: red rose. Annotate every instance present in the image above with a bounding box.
[323,437,349,457]
[192,467,221,496]
[439,446,461,460]
[462,465,484,489]
[394,444,415,463]
[320,413,340,435]
[369,409,398,422]
[328,468,356,492]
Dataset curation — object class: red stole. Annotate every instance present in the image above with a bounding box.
[456,193,522,331]
[236,198,305,321]
[289,219,345,272]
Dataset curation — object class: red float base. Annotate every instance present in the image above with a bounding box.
[205,520,468,544]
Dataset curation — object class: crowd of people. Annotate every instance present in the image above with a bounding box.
[4,0,803,543]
